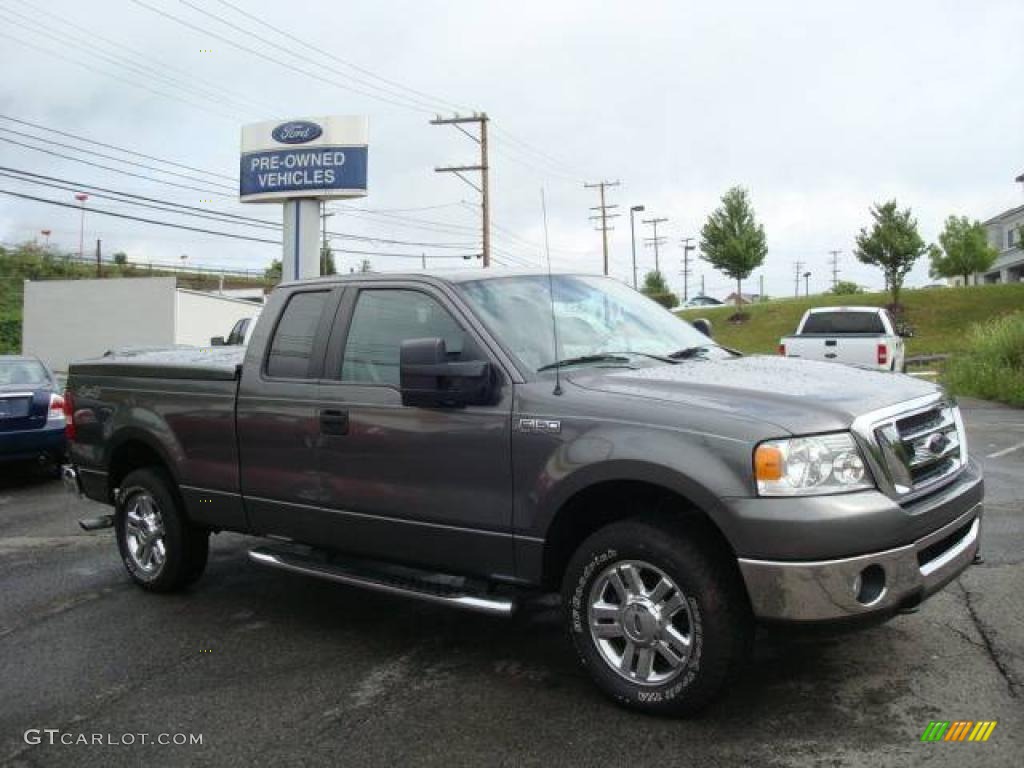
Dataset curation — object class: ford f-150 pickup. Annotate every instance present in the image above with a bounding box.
[62,272,983,715]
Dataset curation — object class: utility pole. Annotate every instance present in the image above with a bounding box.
[421,252,426,270]
[320,205,335,275]
[585,180,620,275]
[680,237,695,301]
[95,238,101,278]
[431,113,490,266]
[829,249,841,290]
[642,217,669,273]
[759,273,764,302]
[700,274,705,296]
[793,260,804,298]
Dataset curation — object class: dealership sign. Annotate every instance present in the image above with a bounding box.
[239,115,368,203]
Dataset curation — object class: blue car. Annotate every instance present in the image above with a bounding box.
[0,356,66,465]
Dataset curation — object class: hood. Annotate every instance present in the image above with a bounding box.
[568,355,941,435]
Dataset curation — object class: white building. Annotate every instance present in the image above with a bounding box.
[953,173,1024,285]
[22,277,263,373]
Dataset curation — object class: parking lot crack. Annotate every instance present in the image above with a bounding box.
[956,578,1021,699]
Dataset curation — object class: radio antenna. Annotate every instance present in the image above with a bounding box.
[541,187,562,396]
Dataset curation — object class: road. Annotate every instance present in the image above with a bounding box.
[0,400,1021,767]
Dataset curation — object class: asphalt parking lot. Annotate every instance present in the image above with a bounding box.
[0,399,1021,767]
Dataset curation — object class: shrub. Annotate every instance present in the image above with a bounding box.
[943,312,1024,407]
[647,292,679,309]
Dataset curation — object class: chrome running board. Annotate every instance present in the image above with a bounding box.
[248,547,516,617]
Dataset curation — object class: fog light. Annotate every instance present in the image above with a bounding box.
[854,564,886,605]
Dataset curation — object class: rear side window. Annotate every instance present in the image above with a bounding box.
[341,289,468,386]
[801,312,885,334]
[266,292,328,378]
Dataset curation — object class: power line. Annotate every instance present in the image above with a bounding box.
[208,0,467,114]
[0,4,265,121]
[1,188,481,261]
[0,127,235,191]
[0,135,236,198]
[0,27,239,122]
[0,167,480,250]
[0,114,235,182]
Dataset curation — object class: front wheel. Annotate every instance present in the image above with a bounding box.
[562,517,751,715]
[115,468,209,592]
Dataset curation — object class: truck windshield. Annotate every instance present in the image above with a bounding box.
[801,312,885,334]
[457,275,724,372]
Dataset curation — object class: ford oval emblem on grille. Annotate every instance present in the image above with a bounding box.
[271,121,323,144]
[925,432,949,456]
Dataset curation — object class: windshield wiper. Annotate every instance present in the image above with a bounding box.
[537,354,632,372]
[667,345,710,360]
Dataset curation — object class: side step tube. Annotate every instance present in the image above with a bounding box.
[248,547,516,617]
[78,515,115,531]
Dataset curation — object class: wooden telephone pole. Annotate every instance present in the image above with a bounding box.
[585,180,620,275]
[431,113,490,267]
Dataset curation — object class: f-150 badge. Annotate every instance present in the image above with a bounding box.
[516,418,561,435]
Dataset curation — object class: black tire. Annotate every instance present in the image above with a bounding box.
[562,516,751,716]
[115,467,209,593]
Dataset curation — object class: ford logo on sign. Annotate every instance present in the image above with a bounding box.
[272,121,323,144]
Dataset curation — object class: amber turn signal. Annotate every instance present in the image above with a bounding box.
[754,444,784,482]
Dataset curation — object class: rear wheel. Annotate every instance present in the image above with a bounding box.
[562,517,751,715]
[115,468,209,592]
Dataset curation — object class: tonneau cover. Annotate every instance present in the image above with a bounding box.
[68,346,244,381]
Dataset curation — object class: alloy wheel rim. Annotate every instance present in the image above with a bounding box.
[588,559,695,686]
[124,491,167,576]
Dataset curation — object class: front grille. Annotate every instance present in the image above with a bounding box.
[873,403,966,498]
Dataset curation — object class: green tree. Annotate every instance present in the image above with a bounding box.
[699,187,767,310]
[320,246,337,275]
[928,216,998,286]
[830,280,863,295]
[265,259,282,281]
[640,270,679,308]
[113,251,127,266]
[854,200,928,306]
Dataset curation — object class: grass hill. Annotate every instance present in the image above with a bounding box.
[676,284,1024,358]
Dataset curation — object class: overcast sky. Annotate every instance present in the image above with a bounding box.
[1,0,1022,299]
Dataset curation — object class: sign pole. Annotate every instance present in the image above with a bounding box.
[282,199,321,282]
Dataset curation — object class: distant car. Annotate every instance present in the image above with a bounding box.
[0,355,66,465]
[779,307,909,372]
[211,310,262,347]
[681,295,724,308]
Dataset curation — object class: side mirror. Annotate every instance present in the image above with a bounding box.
[691,318,713,338]
[400,337,493,407]
[897,325,914,338]
[210,336,226,346]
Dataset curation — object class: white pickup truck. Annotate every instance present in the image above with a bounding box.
[779,306,908,372]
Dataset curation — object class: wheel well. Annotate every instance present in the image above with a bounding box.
[541,480,737,590]
[107,440,170,503]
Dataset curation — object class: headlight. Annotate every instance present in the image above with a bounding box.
[754,433,873,496]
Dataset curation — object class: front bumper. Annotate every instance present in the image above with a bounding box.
[738,502,982,622]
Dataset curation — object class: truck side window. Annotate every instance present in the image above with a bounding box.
[266,291,328,378]
[341,290,468,386]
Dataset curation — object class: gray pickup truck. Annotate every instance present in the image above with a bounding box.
[63,272,983,715]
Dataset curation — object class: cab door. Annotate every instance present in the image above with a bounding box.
[314,281,515,578]
[236,286,341,537]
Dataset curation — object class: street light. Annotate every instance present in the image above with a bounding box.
[629,205,645,289]
[74,193,88,259]
[803,271,812,297]
[40,229,51,249]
